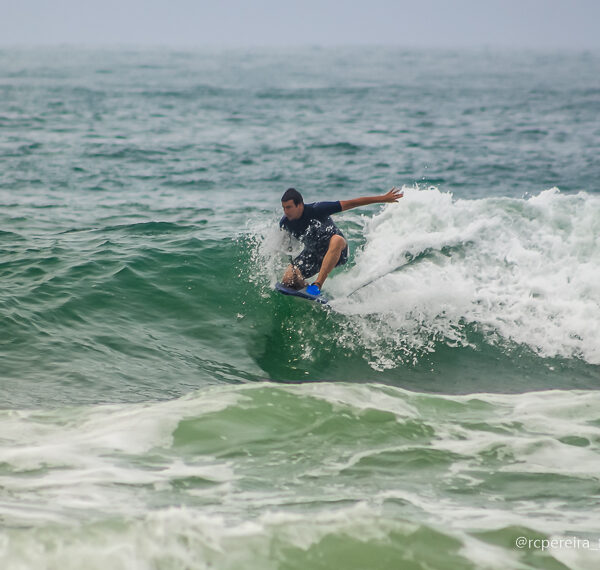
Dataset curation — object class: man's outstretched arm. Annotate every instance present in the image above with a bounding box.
[339,187,403,212]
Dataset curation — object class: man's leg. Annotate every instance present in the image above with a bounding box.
[281,264,306,289]
[314,235,347,288]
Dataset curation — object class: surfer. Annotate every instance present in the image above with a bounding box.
[279,187,403,295]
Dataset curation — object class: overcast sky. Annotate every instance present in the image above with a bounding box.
[2,0,599,49]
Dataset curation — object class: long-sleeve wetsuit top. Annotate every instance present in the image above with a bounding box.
[279,201,344,253]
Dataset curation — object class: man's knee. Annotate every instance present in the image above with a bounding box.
[329,235,347,252]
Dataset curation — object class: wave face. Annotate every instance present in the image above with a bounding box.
[4,187,598,407]
[1,47,600,569]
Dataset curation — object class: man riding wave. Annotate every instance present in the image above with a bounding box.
[279,187,403,296]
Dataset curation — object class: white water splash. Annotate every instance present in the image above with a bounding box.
[327,186,600,365]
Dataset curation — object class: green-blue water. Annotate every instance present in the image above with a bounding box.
[1,47,599,569]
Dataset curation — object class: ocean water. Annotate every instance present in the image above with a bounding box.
[1,46,599,569]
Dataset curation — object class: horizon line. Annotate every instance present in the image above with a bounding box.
[1,42,599,53]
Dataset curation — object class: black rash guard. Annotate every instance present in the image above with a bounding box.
[279,201,344,251]
[279,201,348,278]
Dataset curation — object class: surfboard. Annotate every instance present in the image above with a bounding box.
[275,282,328,304]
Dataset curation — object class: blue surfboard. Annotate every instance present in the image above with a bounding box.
[275,282,328,304]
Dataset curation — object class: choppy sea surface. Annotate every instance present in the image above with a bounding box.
[1,46,599,569]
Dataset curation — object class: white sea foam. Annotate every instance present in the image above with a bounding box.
[326,187,600,365]
[1,383,600,569]
[0,388,243,524]
[284,383,600,527]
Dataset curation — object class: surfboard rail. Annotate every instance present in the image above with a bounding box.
[275,282,328,304]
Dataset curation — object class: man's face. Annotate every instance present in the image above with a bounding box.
[282,199,303,220]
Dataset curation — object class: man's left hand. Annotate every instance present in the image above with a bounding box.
[380,187,404,203]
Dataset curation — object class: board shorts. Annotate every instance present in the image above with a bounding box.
[292,241,349,279]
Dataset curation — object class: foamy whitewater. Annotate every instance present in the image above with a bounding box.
[332,187,600,364]
[1,47,599,569]
[2,384,600,569]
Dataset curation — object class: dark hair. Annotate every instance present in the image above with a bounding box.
[281,188,303,205]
